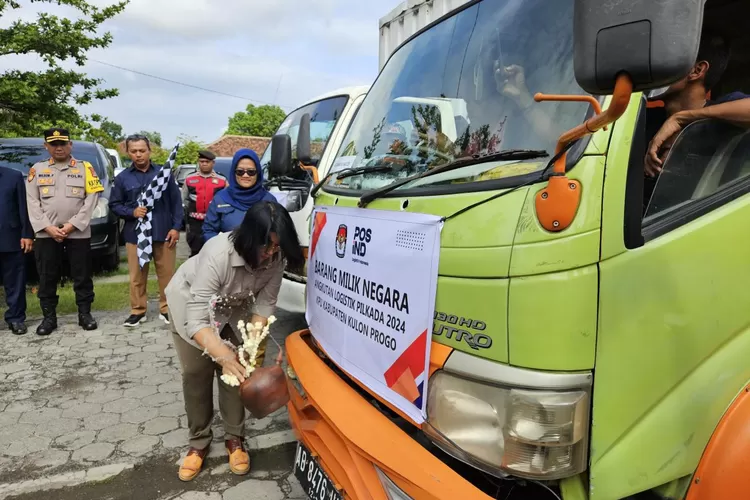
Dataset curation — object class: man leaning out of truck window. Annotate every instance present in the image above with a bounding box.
[644,32,750,178]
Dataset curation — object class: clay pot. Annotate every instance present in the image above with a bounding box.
[239,350,290,419]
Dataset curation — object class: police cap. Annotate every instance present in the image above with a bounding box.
[44,127,71,144]
[197,150,216,161]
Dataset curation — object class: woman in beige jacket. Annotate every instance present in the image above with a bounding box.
[166,201,304,481]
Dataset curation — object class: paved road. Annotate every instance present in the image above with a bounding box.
[0,306,308,500]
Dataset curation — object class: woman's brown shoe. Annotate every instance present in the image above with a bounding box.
[179,447,209,481]
[226,438,250,475]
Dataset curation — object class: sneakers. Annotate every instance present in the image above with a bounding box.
[178,446,209,482]
[226,439,250,476]
[123,314,146,328]
[159,312,170,325]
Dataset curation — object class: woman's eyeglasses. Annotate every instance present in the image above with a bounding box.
[235,169,257,177]
[263,241,280,254]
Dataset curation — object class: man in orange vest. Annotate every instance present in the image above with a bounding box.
[182,150,227,257]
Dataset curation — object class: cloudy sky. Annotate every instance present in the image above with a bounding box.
[3,0,386,144]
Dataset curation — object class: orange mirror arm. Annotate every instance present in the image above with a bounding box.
[299,163,320,184]
[534,74,633,232]
[535,93,603,115]
[549,75,633,174]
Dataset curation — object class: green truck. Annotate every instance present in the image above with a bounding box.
[272,0,750,498]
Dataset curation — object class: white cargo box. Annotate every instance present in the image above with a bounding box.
[379,0,473,70]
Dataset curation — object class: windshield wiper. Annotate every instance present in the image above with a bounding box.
[357,149,548,207]
[310,165,396,198]
[336,164,396,180]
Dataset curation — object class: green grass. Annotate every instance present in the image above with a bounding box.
[1,258,188,319]
[29,280,161,317]
[1,280,162,319]
[95,258,187,278]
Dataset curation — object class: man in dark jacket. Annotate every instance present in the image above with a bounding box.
[109,134,183,328]
[0,167,34,335]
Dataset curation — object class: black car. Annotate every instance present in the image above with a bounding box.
[175,164,197,189]
[0,138,120,273]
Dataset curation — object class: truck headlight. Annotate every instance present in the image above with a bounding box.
[425,371,590,480]
[92,198,110,220]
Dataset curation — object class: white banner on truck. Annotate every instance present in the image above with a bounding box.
[306,205,442,423]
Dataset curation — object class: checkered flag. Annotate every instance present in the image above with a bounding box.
[135,143,180,269]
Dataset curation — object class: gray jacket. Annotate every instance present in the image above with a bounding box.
[165,232,284,350]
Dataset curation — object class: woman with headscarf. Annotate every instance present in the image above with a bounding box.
[166,201,304,481]
[203,148,276,241]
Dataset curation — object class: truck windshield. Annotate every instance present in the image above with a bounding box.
[260,95,349,171]
[327,0,588,192]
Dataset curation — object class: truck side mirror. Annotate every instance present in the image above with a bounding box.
[269,134,293,177]
[297,113,312,165]
[295,113,320,183]
[574,0,706,95]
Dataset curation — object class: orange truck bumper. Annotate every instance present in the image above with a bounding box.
[285,329,490,500]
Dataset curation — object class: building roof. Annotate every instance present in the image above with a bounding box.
[205,135,271,158]
[115,135,272,159]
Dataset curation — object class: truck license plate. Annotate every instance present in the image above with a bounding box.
[293,442,342,500]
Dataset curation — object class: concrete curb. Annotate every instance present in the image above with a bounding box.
[94,274,159,285]
[0,463,134,500]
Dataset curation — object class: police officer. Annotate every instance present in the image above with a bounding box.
[26,128,103,336]
[181,150,226,256]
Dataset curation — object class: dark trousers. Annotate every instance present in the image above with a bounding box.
[1,251,27,324]
[186,219,205,257]
[34,238,94,312]
[172,331,245,449]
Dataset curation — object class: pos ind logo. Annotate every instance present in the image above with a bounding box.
[335,224,347,258]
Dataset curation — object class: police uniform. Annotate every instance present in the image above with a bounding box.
[26,128,104,335]
[181,150,226,256]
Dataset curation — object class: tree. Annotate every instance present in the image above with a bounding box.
[0,0,129,137]
[97,116,125,144]
[147,134,204,167]
[174,134,204,166]
[134,130,162,147]
[149,147,169,165]
[226,104,286,137]
[83,114,124,149]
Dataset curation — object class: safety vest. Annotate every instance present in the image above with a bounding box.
[185,173,226,219]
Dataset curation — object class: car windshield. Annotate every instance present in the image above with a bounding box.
[0,143,107,178]
[327,0,588,192]
[260,96,349,170]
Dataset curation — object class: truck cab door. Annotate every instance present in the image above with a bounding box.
[592,113,750,499]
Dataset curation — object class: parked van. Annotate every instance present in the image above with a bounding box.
[263,86,369,313]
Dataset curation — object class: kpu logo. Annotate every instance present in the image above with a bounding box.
[335,224,347,258]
